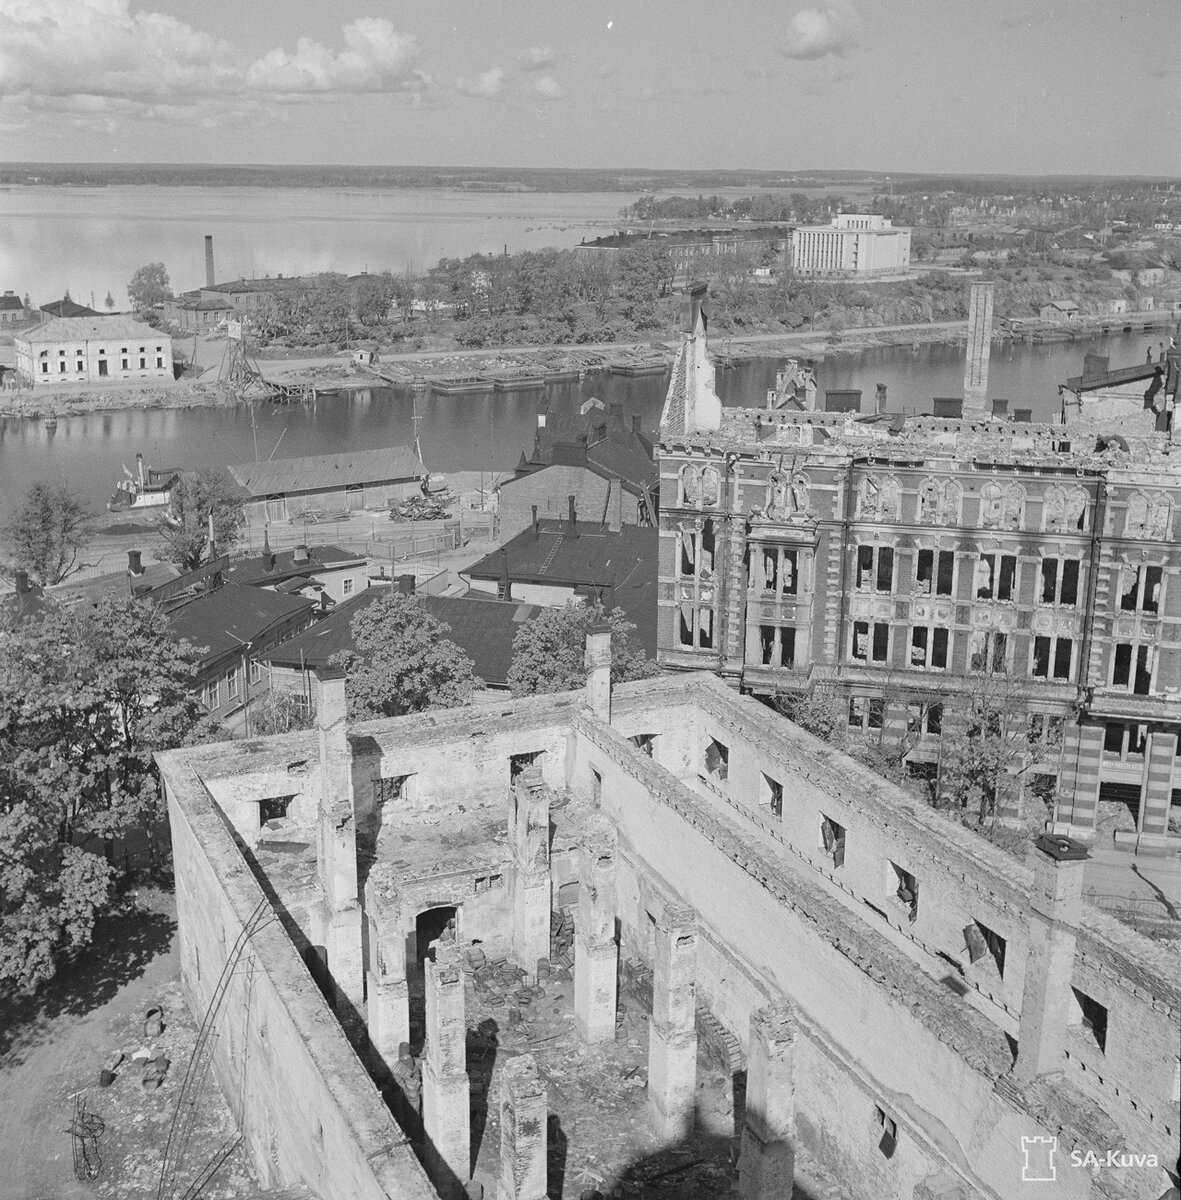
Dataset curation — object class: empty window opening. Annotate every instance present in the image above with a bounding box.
[820,815,846,867]
[705,737,729,782]
[759,625,797,668]
[874,1106,898,1158]
[1112,643,1153,694]
[889,862,919,923]
[970,630,1008,673]
[916,548,956,596]
[964,921,1006,976]
[856,545,894,593]
[373,773,414,807]
[1121,565,1163,614]
[510,750,543,783]
[1103,722,1147,760]
[259,794,294,825]
[1070,988,1108,1053]
[848,695,884,732]
[906,701,942,736]
[760,772,784,818]
[909,626,949,670]
[976,554,1016,601]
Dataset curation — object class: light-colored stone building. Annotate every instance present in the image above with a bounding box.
[790,213,911,277]
[158,645,1179,1200]
[15,315,174,386]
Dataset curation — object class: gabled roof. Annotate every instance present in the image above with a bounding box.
[168,583,316,666]
[262,587,541,688]
[0,294,24,311]
[40,299,100,318]
[226,544,365,588]
[464,523,658,656]
[19,315,168,343]
[227,447,425,497]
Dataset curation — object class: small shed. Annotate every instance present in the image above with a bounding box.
[1039,300,1080,324]
[353,344,379,367]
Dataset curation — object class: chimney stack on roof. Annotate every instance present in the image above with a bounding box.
[293,544,309,564]
[609,401,624,419]
[567,494,577,535]
[127,549,144,576]
[531,504,539,538]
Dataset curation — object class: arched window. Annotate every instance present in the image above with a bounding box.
[981,481,1025,530]
[1043,485,1089,533]
[858,473,902,521]
[1125,491,1172,540]
[918,477,962,525]
[679,464,701,507]
[700,465,721,507]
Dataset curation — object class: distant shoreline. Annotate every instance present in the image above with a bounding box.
[0,322,971,420]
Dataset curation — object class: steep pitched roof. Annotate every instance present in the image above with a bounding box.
[227,447,424,496]
[226,544,365,587]
[660,338,689,435]
[464,523,658,656]
[262,587,540,688]
[167,583,315,665]
[0,293,24,311]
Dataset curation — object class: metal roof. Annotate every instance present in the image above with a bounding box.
[227,447,425,497]
[19,315,170,344]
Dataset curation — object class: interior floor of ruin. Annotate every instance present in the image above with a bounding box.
[388,948,850,1200]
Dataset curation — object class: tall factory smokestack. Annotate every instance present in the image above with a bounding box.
[962,280,994,420]
[205,236,215,288]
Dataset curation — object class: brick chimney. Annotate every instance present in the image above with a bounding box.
[127,549,144,576]
[567,494,577,535]
[293,544,309,564]
[584,621,613,722]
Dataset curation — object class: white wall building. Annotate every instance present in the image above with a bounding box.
[791,213,911,276]
[15,316,174,387]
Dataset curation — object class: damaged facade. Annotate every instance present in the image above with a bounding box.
[158,634,1178,1200]
[657,290,1181,854]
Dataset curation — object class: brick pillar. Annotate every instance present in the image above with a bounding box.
[510,767,552,982]
[1013,835,1088,1083]
[584,622,612,722]
[422,949,470,1195]
[314,667,363,1011]
[647,903,698,1140]
[962,280,994,419]
[1138,727,1178,847]
[739,1004,797,1200]
[574,817,618,1043]
[497,1054,548,1200]
[1055,719,1103,839]
[364,871,410,1081]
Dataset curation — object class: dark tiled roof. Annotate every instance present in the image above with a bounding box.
[228,447,424,497]
[226,544,364,587]
[39,299,100,318]
[464,524,658,656]
[262,587,541,688]
[56,561,180,605]
[168,583,316,666]
[0,294,24,311]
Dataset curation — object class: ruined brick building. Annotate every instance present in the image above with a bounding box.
[657,289,1181,854]
[158,635,1179,1200]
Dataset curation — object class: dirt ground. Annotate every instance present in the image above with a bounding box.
[0,895,266,1200]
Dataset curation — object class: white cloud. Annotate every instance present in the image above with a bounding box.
[456,67,507,99]
[781,2,860,60]
[517,45,555,71]
[0,1,436,125]
[530,74,566,100]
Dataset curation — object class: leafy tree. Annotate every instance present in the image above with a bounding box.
[507,604,659,697]
[5,481,91,586]
[127,262,172,311]
[249,690,315,736]
[158,470,245,572]
[617,245,672,328]
[0,595,216,989]
[332,592,478,718]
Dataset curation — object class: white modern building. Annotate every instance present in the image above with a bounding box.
[791,213,911,276]
[15,316,174,387]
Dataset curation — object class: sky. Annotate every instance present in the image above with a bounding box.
[1,0,1178,177]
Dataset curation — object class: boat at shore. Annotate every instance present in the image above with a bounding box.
[107,453,181,512]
